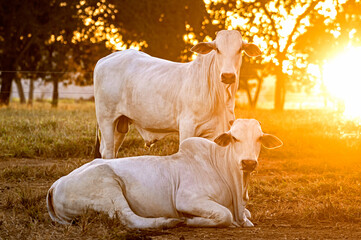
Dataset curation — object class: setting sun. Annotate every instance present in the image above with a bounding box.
[323,47,361,119]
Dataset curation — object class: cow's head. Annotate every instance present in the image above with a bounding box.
[214,119,282,172]
[191,30,261,85]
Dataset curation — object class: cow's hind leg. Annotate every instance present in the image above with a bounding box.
[94,123,102,158]
[108,179,183,229]
[98,118,115,159]
[62,164,182,229]
[113,116,129,157]
[176,200,233,227]
[114,204,183,229]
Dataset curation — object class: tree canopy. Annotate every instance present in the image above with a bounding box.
[1,0,360,109]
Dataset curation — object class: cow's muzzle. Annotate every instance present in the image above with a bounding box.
[241,159,258,172]
[221,73,236,84]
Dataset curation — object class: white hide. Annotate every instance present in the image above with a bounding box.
[94,30,261,158]
[47,119,282,229]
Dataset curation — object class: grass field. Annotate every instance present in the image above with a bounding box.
[1,101,361,239]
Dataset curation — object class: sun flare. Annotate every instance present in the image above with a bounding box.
[323,47,361,119]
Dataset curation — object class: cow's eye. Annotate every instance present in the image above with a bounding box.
[216,48,220,53]
[232,136,240,142]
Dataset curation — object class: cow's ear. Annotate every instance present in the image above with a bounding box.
[214,132,232,147]
[242,41,262,57]
[260,134,283,149]
[229,120,235,126]
[191,41,216,54]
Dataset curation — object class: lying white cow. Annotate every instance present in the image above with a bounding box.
[47,119,282,228]
[94,30,261,158]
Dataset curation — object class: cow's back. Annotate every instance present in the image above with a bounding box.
[94,49,186,99]
[94,50,188,129]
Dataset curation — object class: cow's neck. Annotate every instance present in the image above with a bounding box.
[210,145,245,224]
[191,53,236,116]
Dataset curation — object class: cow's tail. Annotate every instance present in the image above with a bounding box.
[46,187,71,225]
[94,123,102,158]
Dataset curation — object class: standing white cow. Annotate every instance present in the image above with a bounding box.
[94,30,261,158]
[47,119,282,228]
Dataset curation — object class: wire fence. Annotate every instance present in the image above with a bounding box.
[1,69,334,110]
[4,91,94,95]
[0,70,93,74]
[1,70,257,77]
[0,69,262,96]
[1,70,94,97]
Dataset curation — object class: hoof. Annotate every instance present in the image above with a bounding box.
[242,218,254,228]
[231,221,241,227]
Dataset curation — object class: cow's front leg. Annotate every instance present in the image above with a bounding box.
[245,208,251,219]
[241,172,254,227]
[177,200,233,227]
[179,119,196,142]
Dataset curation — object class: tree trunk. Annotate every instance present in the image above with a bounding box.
[252,77,263,109]
[52,77,59,107]
[15,77,26,104]
[242,77,264,110]
[28,78,34,106]
[244,80,254,108]
[274,71,286,111]
[0,71,16,106]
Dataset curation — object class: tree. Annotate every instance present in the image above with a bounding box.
[109,0,208,61]
[205,0,328,110]
[0,0,35,105]
[0,0,118,106]
[0,0,68,105]
[1,0,211,106]
[295,0,361,71]
[239,58,264,109]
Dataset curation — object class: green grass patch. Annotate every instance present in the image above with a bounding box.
[0,102,96,158]
[1,102,361,161]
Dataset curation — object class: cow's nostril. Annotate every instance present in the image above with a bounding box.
[241,160,258,171]
[221,73,236,84]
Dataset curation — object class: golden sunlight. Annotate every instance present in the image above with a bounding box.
[323,47,361,119]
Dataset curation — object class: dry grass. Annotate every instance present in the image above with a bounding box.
[1,101,361,239]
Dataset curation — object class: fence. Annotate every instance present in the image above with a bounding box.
[0,70,94,101]
[1,70,334,110]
